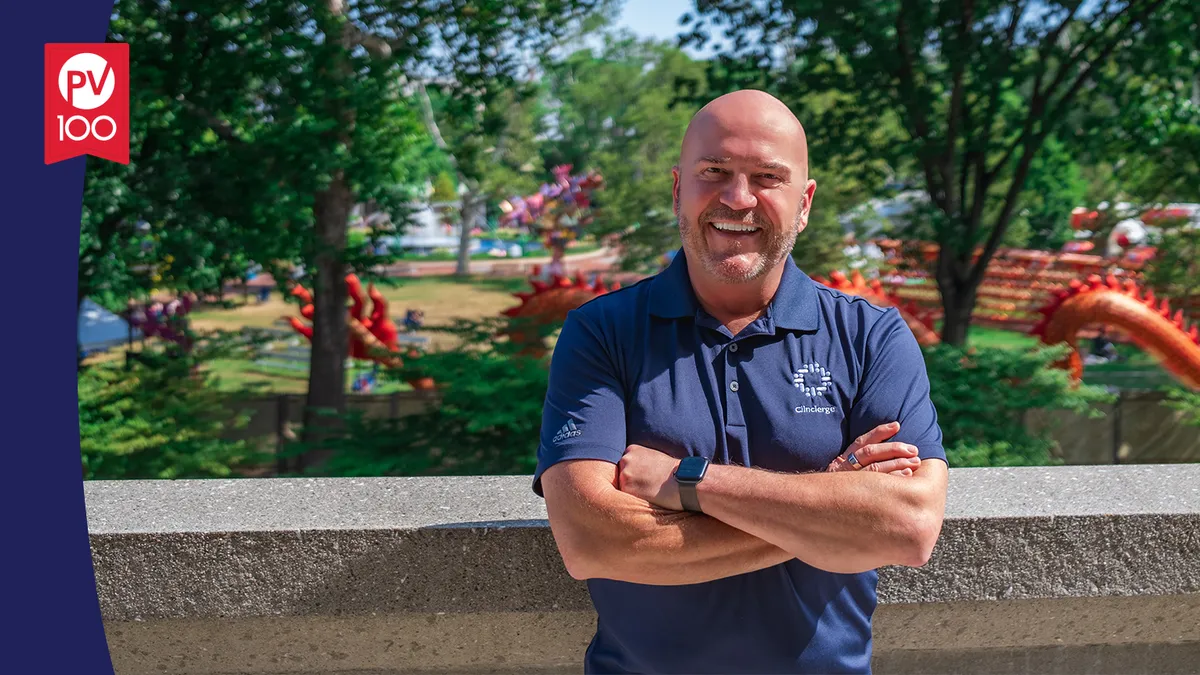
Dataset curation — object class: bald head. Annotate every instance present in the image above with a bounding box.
[680,90,809,179]
[671,89,818,286]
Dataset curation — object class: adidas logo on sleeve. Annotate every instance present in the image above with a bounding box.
[552,419,582,443]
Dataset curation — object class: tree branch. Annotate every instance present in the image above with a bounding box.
[943,0,975,216]
[894,0,944,210]
[963,0,1026,253]
[987,0,1154,179]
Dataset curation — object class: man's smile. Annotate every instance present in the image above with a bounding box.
[709,220,762,236]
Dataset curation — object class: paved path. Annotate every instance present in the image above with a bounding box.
[225,248,627,294]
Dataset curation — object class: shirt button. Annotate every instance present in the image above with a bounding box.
[729,343,739,353]
[730,381,739,392]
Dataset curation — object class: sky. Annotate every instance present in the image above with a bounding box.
[614,0,693,44]
[609,0,716,59]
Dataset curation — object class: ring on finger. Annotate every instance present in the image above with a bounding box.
[844,452,864,470]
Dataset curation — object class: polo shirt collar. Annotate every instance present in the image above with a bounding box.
[648,249,820,332]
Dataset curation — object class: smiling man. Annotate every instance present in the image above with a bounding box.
[533,90,949,674]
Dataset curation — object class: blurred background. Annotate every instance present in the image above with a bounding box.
[77,0,1200,481]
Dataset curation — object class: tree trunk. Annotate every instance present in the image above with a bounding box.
[938,275,979,347]
[302,174,352,453]
[455,192,481,277]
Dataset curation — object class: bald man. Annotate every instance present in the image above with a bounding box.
[533,90,949,674]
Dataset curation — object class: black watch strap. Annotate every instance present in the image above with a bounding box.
[679,480,703,513]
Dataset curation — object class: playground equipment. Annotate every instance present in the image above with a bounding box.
[285,269,618,389]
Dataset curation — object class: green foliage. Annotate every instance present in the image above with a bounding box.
[922,343,1114,467]
[539,33,709,269]
[1162,387,1200,428]
[432,172,458,202]
[79,337,270,480]
[684,0,1198,345]
[1142,220,1200,323]
[285,316,560,476]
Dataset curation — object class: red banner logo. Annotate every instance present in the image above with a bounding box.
[45,42,129,165]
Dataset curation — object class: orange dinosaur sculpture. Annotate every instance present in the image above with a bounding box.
[814,269,1200,390]
[285,270,618,390]
[501,270,619,357]
[812,270,942,346]
[1029,274,1200,389]
[285,274,436,390]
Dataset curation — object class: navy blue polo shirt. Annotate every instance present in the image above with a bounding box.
[533,250,946,674]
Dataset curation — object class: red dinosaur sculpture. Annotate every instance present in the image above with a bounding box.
[814,269,1200,390]
[1030,274,1200,389]
[285,270,618,390]
[285,275,436,391]
[501,270,619,356]
[812,270,941,346]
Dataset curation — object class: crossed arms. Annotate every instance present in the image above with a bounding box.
[541,430,948,585]
[539,308,948,585]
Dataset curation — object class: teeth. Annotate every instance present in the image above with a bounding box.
[711,222,760,233]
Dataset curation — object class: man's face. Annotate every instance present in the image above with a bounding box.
[672,109,815,284]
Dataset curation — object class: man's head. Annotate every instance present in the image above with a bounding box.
[672,90,817,284]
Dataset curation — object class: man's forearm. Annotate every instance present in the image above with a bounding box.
[554,489,793,585]
[694,461,946,574]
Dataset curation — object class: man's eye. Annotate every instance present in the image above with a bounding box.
[760,174,780,181]
[704,167,723,174]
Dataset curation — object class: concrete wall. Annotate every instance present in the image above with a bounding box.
[86,465,1200,674]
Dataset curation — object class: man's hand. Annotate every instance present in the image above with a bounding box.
[828,421,921,476]
[618,444,683,511]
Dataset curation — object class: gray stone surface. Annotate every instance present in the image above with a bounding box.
[84,465,1200,535]
[86,466,1200,674]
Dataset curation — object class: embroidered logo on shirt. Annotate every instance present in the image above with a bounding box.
[793,362,836,414]
[552,419,582,443]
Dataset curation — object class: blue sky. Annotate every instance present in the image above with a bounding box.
[614,0,693,44]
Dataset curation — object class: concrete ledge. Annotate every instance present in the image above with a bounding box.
[86,465,1200,674]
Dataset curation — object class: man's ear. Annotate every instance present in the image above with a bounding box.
[798,179,817,232]
[671,166,682,216]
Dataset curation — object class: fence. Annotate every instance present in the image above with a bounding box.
[225,389,1200,474]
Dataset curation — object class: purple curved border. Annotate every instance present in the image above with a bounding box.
[5,1,117,673]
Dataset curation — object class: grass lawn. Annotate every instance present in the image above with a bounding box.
[188,274,542,392]
[190,274,534,338]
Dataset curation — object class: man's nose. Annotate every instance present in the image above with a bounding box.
[720,174,757,211]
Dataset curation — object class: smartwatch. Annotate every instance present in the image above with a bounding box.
[674,456,709,513]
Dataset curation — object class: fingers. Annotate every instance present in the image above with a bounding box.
[889,468,914,477]
[851,441,920,466]
[863,456,921,474]
[844,421,900,455]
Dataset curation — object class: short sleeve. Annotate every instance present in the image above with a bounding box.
[846,309,947,465]
[531,309,628,496]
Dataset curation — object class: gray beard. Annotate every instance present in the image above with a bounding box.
[678,213,800,283]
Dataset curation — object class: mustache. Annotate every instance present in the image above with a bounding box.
[699,206,767,227]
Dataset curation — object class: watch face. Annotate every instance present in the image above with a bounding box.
[676,456,708,482]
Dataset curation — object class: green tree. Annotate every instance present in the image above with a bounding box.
[431,172,458,202]
[102,0,609,447]
[283,315,558,476]
[685,0,1198,346]
[922,343,1113,467]
[539,33,709,270]
[79,339,269,480]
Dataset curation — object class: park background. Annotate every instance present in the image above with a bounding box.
[77,0,1200,483]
